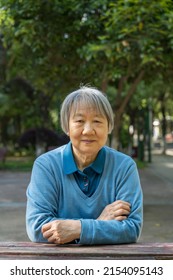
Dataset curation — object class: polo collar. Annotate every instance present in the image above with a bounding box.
[63,142,78,174]
[63,142,105,175]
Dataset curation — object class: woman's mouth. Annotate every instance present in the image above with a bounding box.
[82,140,95,144]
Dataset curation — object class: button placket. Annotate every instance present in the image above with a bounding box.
[83,176,89,187]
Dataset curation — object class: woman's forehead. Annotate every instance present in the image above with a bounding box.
[70,103,103,116]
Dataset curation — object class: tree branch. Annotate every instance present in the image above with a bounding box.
[118,70,145,116]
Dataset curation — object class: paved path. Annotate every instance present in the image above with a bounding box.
[0,150,172,242]
[0,172,30,242]
[139,152,173,242]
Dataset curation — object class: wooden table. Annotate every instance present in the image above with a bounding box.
[0,242,173,259]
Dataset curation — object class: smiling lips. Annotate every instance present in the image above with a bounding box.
[81,139,96,143]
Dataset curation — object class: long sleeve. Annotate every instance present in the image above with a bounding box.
[26,157,61,242]
[79,160,143,244]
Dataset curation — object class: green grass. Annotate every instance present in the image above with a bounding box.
[0,156,34,171]
[0,156,147,171]
[135,159,147,169]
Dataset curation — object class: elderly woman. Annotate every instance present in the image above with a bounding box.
[26,86,143,245]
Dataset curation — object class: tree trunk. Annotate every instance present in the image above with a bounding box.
[112,70,145,150]
[0,38,6,84]
[161,99,167,155]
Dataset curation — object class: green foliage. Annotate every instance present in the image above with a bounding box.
[0,0,173,152]
[81,0,173,76]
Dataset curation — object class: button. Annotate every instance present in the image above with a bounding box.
[84,176,89,187]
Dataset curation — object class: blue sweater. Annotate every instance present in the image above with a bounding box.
[26,144,143,244]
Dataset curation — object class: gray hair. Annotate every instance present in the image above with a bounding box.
[60,86,114,134]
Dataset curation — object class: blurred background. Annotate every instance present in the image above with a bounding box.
[0,0,173,167]
[0,0,173,242]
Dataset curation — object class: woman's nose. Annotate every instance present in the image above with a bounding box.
[82,122,95,134]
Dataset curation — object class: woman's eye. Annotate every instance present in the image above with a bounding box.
[76,120,83,123]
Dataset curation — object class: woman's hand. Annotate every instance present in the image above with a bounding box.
[97,200,131,221]
[41,200,130,244]
[41,220,81,244]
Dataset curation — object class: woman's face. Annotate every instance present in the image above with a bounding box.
[67,104,109,161]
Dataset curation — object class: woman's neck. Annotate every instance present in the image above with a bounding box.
[72,148,97,171]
